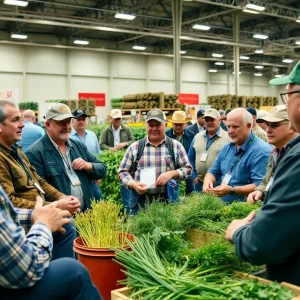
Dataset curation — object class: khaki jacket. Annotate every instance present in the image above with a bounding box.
[0,144,64,209]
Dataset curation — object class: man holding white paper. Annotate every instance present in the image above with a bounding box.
[118,109,192,212]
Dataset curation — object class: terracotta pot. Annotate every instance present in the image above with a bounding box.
[73,234,133,300]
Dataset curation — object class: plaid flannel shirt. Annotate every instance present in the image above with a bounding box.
[118,136,192,194]
[0,185,53,289]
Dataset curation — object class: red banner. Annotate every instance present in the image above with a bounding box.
[78,93,106,107]
[178,93,199,105]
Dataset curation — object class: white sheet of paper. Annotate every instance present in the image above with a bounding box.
[140,167,156,188]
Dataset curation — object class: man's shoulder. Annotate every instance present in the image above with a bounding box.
[121,124,133,132]
[253,136,273,152]
[26,135,47,152]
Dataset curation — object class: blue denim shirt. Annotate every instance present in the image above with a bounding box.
[19,121,45,153]
[208,132,273,203]
[70,129,101,155]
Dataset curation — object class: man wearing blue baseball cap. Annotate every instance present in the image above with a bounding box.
[226,61,300,285]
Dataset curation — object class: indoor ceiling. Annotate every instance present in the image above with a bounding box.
[0,0,300,76]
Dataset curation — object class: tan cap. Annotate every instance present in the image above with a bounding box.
[258,105,289,122]
[44,103,74,121]
[110,109,122,119]
[166,111,192,123]
[203,109,220,119]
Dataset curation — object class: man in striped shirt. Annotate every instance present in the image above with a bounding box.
[118,109,192,212]
[0,185,101,299]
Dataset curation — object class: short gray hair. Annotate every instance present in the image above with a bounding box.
[0,100,16,124]
[227,108,253,127]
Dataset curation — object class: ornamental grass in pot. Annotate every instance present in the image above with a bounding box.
[73,200,132,300]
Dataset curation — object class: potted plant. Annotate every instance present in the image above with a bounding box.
[73,200,132,300]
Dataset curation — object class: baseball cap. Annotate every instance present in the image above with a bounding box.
[44,103,74,121]
[246,107,257,116]
[197,109,205,118]
[256,110,268,123]
[145,109,166,123]
[73,109,88,118]
[110,109,122,119]
[269,61,300,86]
[257,105,289,122]
[203,109,220,119]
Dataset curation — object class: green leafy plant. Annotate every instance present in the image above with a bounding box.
[222,201,262,222]
[127,200,185,236]
[114,236,293,300]
[96,150,126,204]
[75,199,127,248]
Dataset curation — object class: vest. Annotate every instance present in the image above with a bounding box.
[194,128,230,179]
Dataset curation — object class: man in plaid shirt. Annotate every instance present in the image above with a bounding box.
[118,109,192,212]
[0,185,101,299]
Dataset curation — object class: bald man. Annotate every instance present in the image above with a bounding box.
[18,109,45,152]
[203,108,272,203]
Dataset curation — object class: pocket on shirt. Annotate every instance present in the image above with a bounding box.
[45,166,61,177]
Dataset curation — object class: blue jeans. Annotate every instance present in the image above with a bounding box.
[186,178,195,195]
[92,181,102,200]
[1,258,102,300]
[52,218,77,260]
[121,185,132,213]
[194,181,203,192]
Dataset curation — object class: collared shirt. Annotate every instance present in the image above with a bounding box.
[48,135,84,207]
[18,121,45,153]
[112,127,121,146]
[70,129,101,155]
[0,185,53,288]
[118,135,192,194]
[197,124,205,132]
[205,128,221,150]
[208,132,272,203]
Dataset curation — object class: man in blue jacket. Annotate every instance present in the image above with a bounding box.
[226,61,300,285]
[186,109,205,136]
[166,111,194,194]
[26,103,106,211]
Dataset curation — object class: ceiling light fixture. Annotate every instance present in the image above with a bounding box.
[192,24,211,31]
[233,72,242,74]
[212,53,223,58]
[242,9,259,14]
[296,18,300,23]
[240,56,250,60]
[282,58,293,63]
[74,40,89,45]
[295,41,300,45]
[255,48,264,54]
[254,73,263,76]
[133,45,146,50]
[245,3,265,11]
[4,0,28,6]
[253,34,268,40]
[114,13,136,20]
[215,62,225,65]
[208,69,217,73]
[180,50,187,54]
[11,33,28,39]
[275,74,285,78]
[255,65,264,69]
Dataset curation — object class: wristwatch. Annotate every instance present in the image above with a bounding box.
[230,186,235,195]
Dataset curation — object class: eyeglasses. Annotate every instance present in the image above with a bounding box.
[280,90,300,104]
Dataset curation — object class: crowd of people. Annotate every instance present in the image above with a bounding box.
[1,62,300,297]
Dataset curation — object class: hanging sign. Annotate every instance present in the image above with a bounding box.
[178,93,199,105]
[78,93,106,106]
